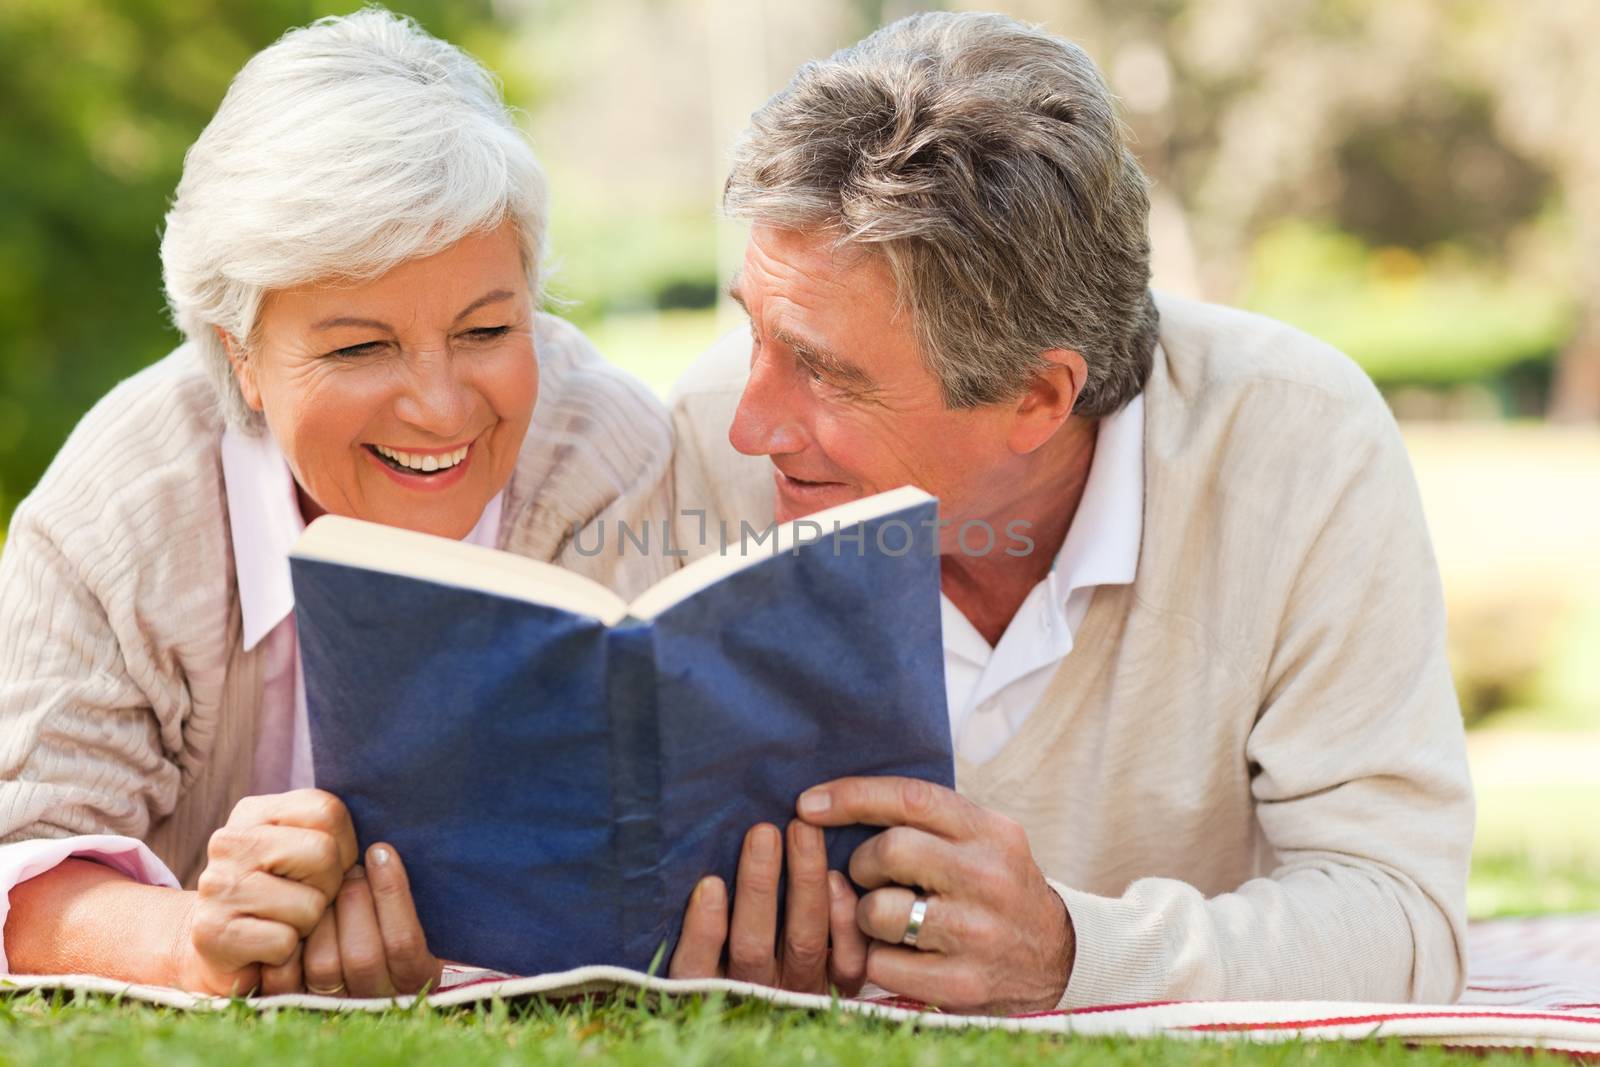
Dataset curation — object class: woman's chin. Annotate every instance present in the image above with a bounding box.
[347,485,494,541]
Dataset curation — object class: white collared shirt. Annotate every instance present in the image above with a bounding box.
[942,393,1144,764]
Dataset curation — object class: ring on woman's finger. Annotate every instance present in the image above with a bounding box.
[305,980,346,996]
[901,895,931,948]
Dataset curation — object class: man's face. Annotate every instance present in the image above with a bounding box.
[729,228,1024,537]
[728,225,1023,533]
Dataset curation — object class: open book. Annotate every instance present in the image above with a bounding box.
[289,487,953,977]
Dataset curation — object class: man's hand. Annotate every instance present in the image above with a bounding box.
[300,842,443,998]
[797,776,1075,1014]
[667,820,868,995]
[176,788,359,996]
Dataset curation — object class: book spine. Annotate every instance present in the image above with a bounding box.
[605,619,666,970]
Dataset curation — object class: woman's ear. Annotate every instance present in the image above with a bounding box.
[215,325,264,412]
[1006,348,1087,455]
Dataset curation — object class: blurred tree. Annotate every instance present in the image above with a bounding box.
[976,0,1591,412]
[1464,0,1600,421]
[0,0,504,519]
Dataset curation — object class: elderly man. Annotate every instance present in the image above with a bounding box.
[665,12,1473,1014]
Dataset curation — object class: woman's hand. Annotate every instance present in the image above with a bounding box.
[174,789,358,996]
[300,842,443,998]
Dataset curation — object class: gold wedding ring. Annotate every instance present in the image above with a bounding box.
[306,981,347,996]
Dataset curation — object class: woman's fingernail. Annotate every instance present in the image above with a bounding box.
[828,872,846,901]
[371,845,390,866]
[753,825,779,860]
[701,877,724,909]
[344,864,366,881]
[798,789,831,816]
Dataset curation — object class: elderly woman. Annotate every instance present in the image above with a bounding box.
[0,11,671,998]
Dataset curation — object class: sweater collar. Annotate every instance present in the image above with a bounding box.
[220,426,503,652]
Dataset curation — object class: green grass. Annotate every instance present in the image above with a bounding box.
[0,989,1579,1066]
[1469,849,1600,919]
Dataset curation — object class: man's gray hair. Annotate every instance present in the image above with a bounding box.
[160,8,548,429]
[724,12,1157,416]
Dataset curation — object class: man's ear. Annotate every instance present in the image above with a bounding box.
[1006,348,1087,454]
[216,325,264,413]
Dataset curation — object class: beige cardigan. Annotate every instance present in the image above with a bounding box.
[670,293,1475,1007]
[0,314,675,888]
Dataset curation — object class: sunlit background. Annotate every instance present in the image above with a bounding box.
[2,0,1595,917]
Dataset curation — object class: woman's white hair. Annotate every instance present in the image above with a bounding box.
[160,7,548,429]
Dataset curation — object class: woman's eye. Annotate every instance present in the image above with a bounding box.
[463,325,510,341]
[330,341,383,358]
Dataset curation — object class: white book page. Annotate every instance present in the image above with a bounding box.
[625,485,935,621]
[292,515,631,626]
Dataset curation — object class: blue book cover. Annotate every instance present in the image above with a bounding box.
[289,487,953,977]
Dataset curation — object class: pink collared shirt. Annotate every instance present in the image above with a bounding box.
[0,428,502,972]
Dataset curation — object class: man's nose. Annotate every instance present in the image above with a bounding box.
[728,353,808,458]
[394,347,471,439]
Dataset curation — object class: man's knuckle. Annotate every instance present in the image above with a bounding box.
[878,827,914,870]
[990,812,1028,849]
[971,864,1010,901]
[727,934,769,970]
[902,779,932,818]
[393,965,434,995]
[384,928,425,964]
[859,893,895,934]
[784,938,826,973]
[953,906,994,946]
[743,863,780,896]
[343,945,386,981]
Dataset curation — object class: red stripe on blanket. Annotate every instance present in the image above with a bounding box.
[1190,1010,1600,1033]
[1061,1001,1182,1016]
[857,998,1181,1018]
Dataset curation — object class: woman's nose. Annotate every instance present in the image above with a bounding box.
[393,348,472,438]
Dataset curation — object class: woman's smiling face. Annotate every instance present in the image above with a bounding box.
[227,224,538,539]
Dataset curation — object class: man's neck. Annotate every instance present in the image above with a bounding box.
[940,419,1097,647]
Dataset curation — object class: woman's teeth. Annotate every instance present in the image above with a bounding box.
[372,443,469,473]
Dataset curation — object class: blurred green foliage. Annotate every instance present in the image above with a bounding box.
[545,207,719,326]
[2,0,1595,522]
[0,0,503,519]
[1239,221,1574,407]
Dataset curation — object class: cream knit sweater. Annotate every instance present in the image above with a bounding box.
[0,314,675,889]
[669,293,1475,1008]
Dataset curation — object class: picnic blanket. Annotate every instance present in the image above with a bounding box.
[5,913,1599,1056]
